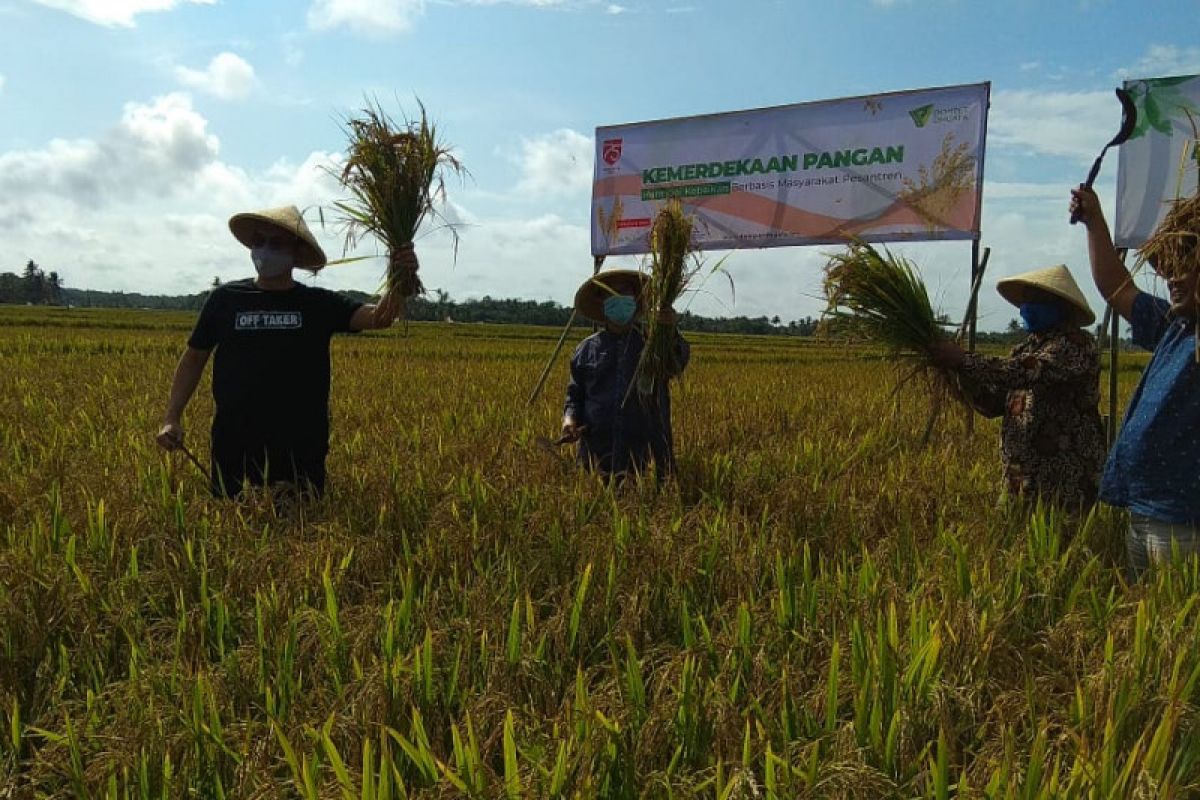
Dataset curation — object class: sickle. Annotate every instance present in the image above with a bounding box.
[1071,87,1138,224]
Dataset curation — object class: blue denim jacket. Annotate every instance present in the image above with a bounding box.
[1100,292,1200,523]
[564,327,690,478]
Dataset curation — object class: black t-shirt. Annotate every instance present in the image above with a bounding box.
[188,279,362,426]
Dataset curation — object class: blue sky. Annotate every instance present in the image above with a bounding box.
[2,0,1199,328]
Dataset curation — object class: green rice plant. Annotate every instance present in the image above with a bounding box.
[274,721,322,800]
[322,561,349,692]
[388,709,439,789]
[503,709,521,799]
[506,595,522,667]
[0,308,1192,797]
[622,635,647,730]
[568,563,593,656]
[824,640,840,741]
[449,713,487,796]
[318,715,357,800]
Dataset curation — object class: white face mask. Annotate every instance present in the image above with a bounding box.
[251,245,294,278]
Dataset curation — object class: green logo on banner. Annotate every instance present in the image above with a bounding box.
[909,104,933,128]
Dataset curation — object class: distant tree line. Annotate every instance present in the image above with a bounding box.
[60,288,209,311]
[393,293,822,336]
[1,263,1103,342]
[0,261,65,305]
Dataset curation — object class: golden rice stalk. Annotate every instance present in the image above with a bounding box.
[822,240,948,358]
[1139,191,1200,359]
[632,200,697,401]
[822,240,965,443]
[331,98,466,305]
[1137,193,1200,281]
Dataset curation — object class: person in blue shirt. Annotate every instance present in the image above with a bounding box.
[561,269,690,481]
[1071,186,1200,579]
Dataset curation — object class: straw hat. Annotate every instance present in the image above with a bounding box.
[228,205,327,270]
[996,264,1095,327]
[573,269,646,323]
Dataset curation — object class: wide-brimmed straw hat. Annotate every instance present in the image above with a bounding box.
[228,205,327,270]
[573,269,646,323]
[996,264,1095,327]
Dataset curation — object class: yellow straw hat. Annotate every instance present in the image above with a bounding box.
[573,269,646,323]
[228,205,327,270]
[996,264,1095,327]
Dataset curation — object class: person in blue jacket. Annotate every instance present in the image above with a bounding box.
[1072,186,1200,579]
[561,269,689,481]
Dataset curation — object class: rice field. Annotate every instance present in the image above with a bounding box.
[2,305,1197,798]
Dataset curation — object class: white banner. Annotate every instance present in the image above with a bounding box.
[1115,74,1200,248]
[591,82,989,256]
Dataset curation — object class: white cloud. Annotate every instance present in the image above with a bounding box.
[1119,45,1200,80]
[27,0,214,27]
[304,0,627,36]
[307,0,426,35]
[513,128,592,196]
[0,78,1159,327]
[990,89,1119,162]
[174,52,257,101]
[0,92,219,209]
[0,89,369,294]
[0,74,6,93]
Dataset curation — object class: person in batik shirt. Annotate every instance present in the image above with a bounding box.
[933,265,1106,509]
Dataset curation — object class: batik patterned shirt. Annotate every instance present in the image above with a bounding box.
[959,328,1106,507]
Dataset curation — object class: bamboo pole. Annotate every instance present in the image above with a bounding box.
[526,255,605,407]
[962,244,990,435]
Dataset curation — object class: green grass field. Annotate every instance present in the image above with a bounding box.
[3,306,1196,798]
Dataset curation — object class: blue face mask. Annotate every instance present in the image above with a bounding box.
[1019,301,1063,333]
[603,295,638,326]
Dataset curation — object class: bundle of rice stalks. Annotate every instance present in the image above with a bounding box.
[822,240,961,442]
[1139,191,1200,359]
[631,200,698,401]
[1138,192,1200,281]
[332,98,465,307]
[822,240,947,357]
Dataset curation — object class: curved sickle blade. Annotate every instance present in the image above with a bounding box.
[1071,87,1140,224]
[1111,87,1138,147]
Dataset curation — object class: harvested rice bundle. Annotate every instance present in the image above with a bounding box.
[822,240,963,441]
[1138,192,1200,281]
[333,99,465,309]
[822,239,948,358]
[631,200,697,400]
[1139,191,1200,358]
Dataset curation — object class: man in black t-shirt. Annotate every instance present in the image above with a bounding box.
[155,205,407,499]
